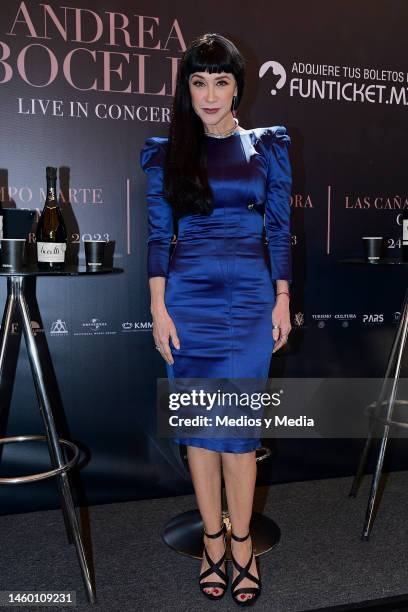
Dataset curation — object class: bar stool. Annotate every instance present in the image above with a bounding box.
[0,266,122,603]
[162,444,280,559]
[349,285,408,539]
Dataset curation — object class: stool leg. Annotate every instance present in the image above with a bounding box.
[15,278,96,604]
[348,415,375,498]
[54,444,74,545]
[7,277,74,544]
[349,291,408,497]
[0,277,17,392]
[361,291,408,540]
[34,400,75,546]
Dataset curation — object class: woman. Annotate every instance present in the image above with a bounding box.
[140,33,292,606]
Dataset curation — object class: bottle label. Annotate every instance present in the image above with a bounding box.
[37,242,66,263]
[403,219,408,244]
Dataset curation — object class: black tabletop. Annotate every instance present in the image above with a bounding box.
[0,265,123,277]
[338,257,408,266]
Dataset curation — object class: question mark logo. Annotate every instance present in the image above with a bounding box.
[259,61,287,95]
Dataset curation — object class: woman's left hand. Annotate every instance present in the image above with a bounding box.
[272,294,291,353]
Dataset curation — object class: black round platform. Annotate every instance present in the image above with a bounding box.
[162,509,281,560]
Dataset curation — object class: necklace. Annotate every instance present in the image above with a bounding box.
[205,117,239,138]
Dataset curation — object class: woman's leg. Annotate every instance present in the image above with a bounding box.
[222,450,258,602]
[187,445,224,596]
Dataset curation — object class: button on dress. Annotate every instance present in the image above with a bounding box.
[140,126,292,453]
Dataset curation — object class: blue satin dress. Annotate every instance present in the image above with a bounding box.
[140,126,292,453]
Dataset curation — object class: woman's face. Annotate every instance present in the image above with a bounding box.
[188,71,238,132]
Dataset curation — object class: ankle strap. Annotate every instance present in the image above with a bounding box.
[231,531,250,542]
[204,523,226,539]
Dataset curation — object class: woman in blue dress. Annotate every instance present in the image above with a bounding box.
[140,33,292,606]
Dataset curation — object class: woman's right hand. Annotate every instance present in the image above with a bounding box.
[151,304,180,365]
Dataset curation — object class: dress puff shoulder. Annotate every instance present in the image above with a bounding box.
[140,125,290,172]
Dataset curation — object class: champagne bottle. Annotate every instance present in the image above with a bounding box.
[36,167,67,269]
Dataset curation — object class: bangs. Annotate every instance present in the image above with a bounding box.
[186,43,236,76]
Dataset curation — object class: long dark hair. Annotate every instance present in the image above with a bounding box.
[164,33,245,219]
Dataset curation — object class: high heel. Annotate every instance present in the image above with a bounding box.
[199,522,228,600]
[230,531,261,607]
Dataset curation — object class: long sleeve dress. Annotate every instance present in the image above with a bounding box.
[140,126,292,453]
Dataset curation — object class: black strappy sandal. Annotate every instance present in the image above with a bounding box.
[230,531,261,607]
[199,522,228,600]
